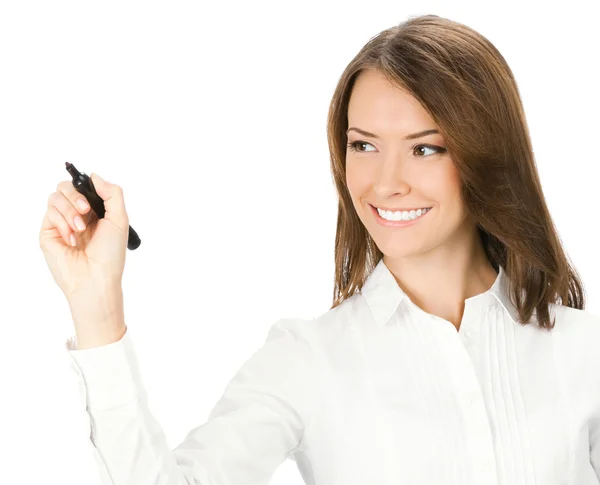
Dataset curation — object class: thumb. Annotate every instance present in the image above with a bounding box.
[90,172,129,230]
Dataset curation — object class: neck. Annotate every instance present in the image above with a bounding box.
[383,226,498,329]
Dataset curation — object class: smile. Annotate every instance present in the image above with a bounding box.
[370,204,432,227]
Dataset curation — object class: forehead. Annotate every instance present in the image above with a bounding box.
[348,70,434,130]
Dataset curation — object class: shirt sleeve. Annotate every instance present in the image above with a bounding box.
[588,316,600,480]
[65,318,320,485]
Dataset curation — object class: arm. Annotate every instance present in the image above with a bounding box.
[65,318,320,485]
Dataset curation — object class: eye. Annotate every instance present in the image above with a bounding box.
[347,140,375,153]
[412,144,447,157]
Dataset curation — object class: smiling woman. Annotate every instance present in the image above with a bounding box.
[318,15,600,483]
[326,16,585,333]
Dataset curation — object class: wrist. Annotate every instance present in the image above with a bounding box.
[74,317,127,350]
[68,291,126,350]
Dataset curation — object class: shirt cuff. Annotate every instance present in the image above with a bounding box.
[65,327,148,410]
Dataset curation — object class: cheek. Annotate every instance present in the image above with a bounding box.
[426,163,462,204]
[345,163,368,198]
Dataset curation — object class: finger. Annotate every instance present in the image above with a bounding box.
[44,205,76,247]
[55,180,91,216]
[89,173,129,232]
[47,191,87,235]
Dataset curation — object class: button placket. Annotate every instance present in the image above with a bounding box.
[461,297,489,368]
[455,298,498,483]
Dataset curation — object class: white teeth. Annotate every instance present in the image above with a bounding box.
[377,207,430,221]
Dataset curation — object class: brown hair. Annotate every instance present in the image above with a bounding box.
[327,14,585,330]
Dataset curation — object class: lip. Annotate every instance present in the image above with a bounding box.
[370,204,432,227]
[371,204,429,212]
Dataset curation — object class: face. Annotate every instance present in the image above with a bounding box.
[345,69,474,263]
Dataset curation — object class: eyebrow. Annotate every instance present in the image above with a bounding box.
[346,127,439,140]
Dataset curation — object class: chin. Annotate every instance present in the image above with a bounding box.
[379,235,446,258]
[377,243,426,259]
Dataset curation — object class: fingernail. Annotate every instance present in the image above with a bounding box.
[74,216,86,231]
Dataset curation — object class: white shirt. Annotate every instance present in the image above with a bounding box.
[65,259,600,485]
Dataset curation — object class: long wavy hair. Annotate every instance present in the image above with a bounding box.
[327,14,585,330]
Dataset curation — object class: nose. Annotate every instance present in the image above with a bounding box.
[372,153,411,195]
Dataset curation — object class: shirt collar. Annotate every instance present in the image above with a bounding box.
[361,258,520,327]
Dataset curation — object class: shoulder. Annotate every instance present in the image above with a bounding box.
[262,294,358,351]
[311,293,363,336]
[265,294,364,354]
[551,303,600,335]
[549,303,600,367]
[264,316,320,348]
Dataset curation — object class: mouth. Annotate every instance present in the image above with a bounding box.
[370,204,433,226]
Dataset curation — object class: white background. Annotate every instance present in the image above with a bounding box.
[1,1,599,484]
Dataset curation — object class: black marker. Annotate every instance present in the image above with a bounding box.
[65,161,141,250]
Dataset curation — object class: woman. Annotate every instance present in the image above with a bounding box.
[40,13,600,485]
